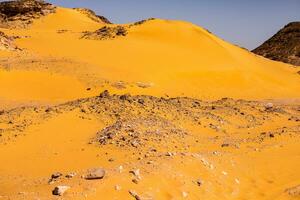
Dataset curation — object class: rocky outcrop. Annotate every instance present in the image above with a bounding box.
[253,22,300,66]
[82,25,127,40]
[74,8,111,24]
[81,18,157,41]
[0,31,21,51]
[0,0,56,28]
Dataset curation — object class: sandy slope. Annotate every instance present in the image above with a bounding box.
[0,5,300,200]
[1,7,300,105]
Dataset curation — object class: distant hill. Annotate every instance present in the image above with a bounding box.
[253,22,300,66]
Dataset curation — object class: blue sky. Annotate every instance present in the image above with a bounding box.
[25,1,300,49]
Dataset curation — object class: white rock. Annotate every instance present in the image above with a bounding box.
[52,186,70,196]
[115,185,122,191]
[118,165,124,173]
[265,103,274,110]
[129,169,140,177]
[182,191,188,198]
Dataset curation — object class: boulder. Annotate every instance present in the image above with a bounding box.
[84,168,106,180]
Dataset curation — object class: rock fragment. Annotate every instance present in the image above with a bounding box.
[84,168,105,180]
[285,185,300,196]
[129,190,142,200]
[65,172,76,179]
[115,185,122,191]
[51,172,62,179]
[99,90,110,98]
[129,169,140,177]
[265,103,274,110]
[52,186,70,196]
[182,191,188,198]
[196,179,203,186]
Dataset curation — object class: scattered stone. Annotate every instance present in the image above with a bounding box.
[51,172,62,179]
[84,168,105,180]
[129,169,140,177]
[196,179,203,186]
[120,94,132,101]
[135,82,153,88]
[115,185,121,191]
[118,165,124,173]
[165,152,176,157]
[111,81,126,89]
[138,99,145,105]
[129,190,142,200]
[99,90,110,98]
[285,185,300,196]
[65,172,76,179]
[182,191,188,198]
[265,103,274,110]
[52,186,70,196]
[82,26,127,40]
[222,171,228,176]
[147,161,154,165]
[131,140,139,148]
[221,143,230,147]
[74,8,111,24]
[132,178,139,184]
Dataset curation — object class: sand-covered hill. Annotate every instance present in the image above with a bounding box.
[253,22,300,66]
[0,1,300,200]
[0,1,299,106]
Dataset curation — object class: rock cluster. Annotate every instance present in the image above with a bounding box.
[0,31,20,51]
[95,116,187,148]
[0,0,56,28]
[74,8,111,24]
[253,22,300,66]
[82,25,127,40]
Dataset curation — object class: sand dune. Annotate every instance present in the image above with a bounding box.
[0,2,299,200]
[1,7,299,104]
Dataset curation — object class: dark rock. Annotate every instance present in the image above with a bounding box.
[138,99,145,105]
[0,0,56,28]
[65,172,76,179]
[253,22,300,66]
[196,179,203,186]
[221,143,230,147]
[120,94,130,101]
[129,190,142,200]
[82,26,127,40]
[51,172,62,179]
[99,90,110,98]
